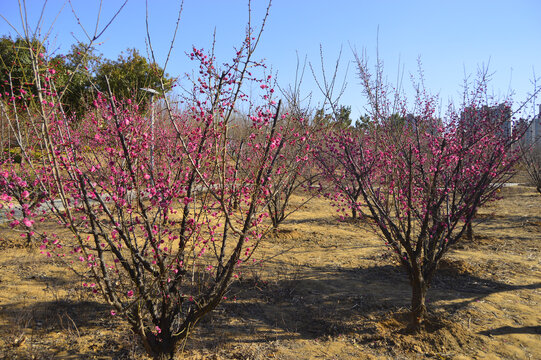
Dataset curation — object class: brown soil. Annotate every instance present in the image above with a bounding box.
[0,186,539,359]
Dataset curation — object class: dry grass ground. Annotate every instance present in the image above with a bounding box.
[0,185,539,359]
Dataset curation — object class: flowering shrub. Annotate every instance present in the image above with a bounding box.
[317,63,522,331]
[0,13,296,358]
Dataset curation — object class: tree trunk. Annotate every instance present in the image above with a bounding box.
[155,351,174,360]
[466,210,477,241]
[138,327,182,360]
[466,221,473,241]
[410,273,427,332]
[150,339,178,360]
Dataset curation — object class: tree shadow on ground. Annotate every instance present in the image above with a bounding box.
[0,299,134,359]
[1,262,539,358]
[194,262,541,348]
[1,299,112,330]
[478,325,541,336]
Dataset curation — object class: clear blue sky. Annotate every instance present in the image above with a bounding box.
[1,0,540,120]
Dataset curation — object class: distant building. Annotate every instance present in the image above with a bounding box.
[524,105,541,150]
[517,118,532,145]
[459,103,512,141]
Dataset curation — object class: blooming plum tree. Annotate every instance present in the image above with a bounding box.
[0,2,298,359]
[317,56,523,331]
[250,110,314,230]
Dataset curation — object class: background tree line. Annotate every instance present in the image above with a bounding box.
[0,36,173,118]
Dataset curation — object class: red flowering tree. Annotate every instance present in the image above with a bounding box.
[261,114,314,230]
[0,35,59,245]
[0,3,296,359]
[315,124,365,219]
[318,56,522,331]
[261,56,319,230]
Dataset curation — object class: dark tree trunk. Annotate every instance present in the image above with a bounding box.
[466,221,473,241]
[138,326,184,360]
[155,351,175,360]
[466,210,477,241]
[410,272,427,332]
[153,340,177,360]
